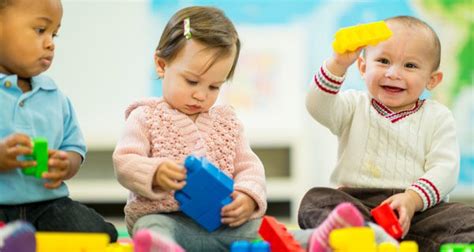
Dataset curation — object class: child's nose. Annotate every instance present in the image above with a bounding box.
[193,90,207,101]
[385,65,401,79]
[44,37,55,51]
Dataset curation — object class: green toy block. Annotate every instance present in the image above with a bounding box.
[22,137,48,178]
[440,243,474,252]
[332,20,392,54]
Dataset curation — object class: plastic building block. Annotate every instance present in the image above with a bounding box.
[332,20,392,54]
[258,216,304,252]
[174,155,234,232]
[440,243,474,252]
[230,240,270,252]
[0,221,36,252]
[329,227,376,252]
[399,241,418,252]
[371,203,403,240]
[378,242,397,252]
[35,232,109,252]
[22,137,48,178]
[106,242,134,252]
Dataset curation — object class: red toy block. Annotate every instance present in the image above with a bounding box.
[371,203,403,240]
[258,216,304,252]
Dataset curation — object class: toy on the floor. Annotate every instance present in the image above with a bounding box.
[174,155,234,232]
[258,215,305,252]
[371,203,403,240]
[0,221,36,252]
[35,232,109,252]
[22,137,48,178]
[230,240,270,252]
[332,20,392,54]
[329,227,418,252]
[440,243,474,252]
[329,226,377,251]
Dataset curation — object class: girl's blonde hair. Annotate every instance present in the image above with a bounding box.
[156,6,240,79]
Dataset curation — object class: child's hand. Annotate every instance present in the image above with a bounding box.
[381,191,422,237]
[327,47,364,77]
[221,191,257,227]
[42,150,70,189]
[153,160,186,191]
[0,133,36,172]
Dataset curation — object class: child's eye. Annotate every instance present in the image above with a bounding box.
[376,58,390,64]
[405,63,417,69]
[186,79,198,85]
[209,86,220,91]
[34,28,46,34]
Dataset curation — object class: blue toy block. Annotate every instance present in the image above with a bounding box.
[231,240,270,252]
[175,155,234,232]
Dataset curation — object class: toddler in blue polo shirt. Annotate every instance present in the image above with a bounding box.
[0,0,117,246]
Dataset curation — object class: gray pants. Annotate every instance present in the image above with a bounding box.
[298,187,474,252]
[133,212,313,252]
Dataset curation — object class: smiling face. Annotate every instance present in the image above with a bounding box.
[357,20,443,112]
[0,0,62,78]
[155,40,237,121]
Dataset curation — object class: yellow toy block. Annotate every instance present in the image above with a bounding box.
[378,242,397,252]
[332,21,392,54]
[106,242,134,252]
[399,241,418,252]
[35,232,109,252]
[329,227,377,252]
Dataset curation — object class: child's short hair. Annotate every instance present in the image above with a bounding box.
[156,6,240,79]
[385,15,441,70]
[0,0,10,9]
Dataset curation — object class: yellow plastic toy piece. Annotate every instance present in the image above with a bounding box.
[399,241,419,252]
[329,227,377,252]
[36,232,109,252]
[332,20,392,54]
[378,242,397,252]
[106,242,134,252]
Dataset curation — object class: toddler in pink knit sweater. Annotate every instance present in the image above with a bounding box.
[113,6,365,252]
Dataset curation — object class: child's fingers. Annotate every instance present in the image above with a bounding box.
[43,179,63,189]
[42,170,67,181]
[6,133,31,147]
[163,168,186,181]
[8,145,33,156]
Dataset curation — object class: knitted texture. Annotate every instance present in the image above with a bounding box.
[306,64,460,211]
[113,98,267,231]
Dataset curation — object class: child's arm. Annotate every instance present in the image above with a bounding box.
[222,116,267,223]
[0,133,36,171]
[113,107,170,200]
[407,108,460,210]
[306,49,363,136]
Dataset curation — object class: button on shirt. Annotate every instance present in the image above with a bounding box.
[0,74,87,204]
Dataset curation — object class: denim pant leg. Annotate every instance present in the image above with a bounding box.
[30,197,118,242]
[134,212,261,252]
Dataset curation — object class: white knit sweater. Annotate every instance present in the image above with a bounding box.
[306,63,460,211]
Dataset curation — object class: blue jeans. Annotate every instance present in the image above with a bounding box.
[0,197,117,242]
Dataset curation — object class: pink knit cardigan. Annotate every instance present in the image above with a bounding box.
[113,98,267,230]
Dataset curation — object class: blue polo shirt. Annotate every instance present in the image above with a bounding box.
[0,73,86,204]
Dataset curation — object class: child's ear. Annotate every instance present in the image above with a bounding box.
[426,71,443,91]
[154,52,166,79]
[357,56,366,77]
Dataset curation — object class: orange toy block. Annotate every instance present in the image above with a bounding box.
[332,20,392,54]
[258,216,304,252]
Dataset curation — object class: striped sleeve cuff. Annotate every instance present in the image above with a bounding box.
[409,178,441,211]
[313,61,345,94]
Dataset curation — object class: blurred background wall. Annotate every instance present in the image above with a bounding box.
[47,0,473,223]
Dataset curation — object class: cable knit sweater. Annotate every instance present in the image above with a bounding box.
[306,63,460,211]
[113,98,267,230]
